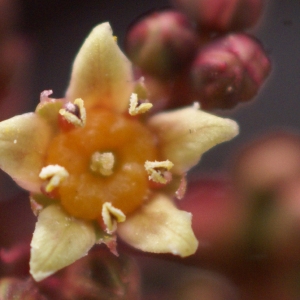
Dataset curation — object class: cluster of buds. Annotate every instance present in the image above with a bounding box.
[125,0,271,110]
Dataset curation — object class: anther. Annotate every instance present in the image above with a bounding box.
[129,93,153,116]
[39,165,69,193]
[59,98,86,127]
[102,202,126,234]
[144,160,174,184]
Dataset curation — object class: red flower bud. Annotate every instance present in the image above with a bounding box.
[125,10,199,78]
[172,0,264,32]
[191,33,271,109]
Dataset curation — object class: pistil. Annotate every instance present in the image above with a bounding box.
[45,107,158,219]
[90,152,115,176]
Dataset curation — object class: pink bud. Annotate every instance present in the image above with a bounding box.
[125,10,198,78]
[172,0,264,32]
[191,33,271,109]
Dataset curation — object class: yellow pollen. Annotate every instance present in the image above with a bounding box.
[145,160,174,184]
[39,165,69,192]
[59,98,86,127]
[129,93,153,116]
[90,152,115,176]
[102,202,126,233]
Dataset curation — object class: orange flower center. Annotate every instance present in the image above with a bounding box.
[45,108,158,220]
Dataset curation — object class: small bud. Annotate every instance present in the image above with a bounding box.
[172,0,264,32]
[125,10,198,78]
[191,33,271,109]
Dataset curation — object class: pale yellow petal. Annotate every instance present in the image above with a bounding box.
[66,22,133,112]
[118,194,198,257]
[147,106,239,174]
[30,205,96,281]
[0,113,53,193]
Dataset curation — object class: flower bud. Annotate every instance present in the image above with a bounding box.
[172,0,264,32]
[125,10,198,78]
[191,33,271,109]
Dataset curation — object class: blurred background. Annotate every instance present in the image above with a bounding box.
[1,1,300,299]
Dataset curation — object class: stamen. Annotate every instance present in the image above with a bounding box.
[59,98,86,127]
[129,93,153,116]
[39,165,69,193]
[144,160,174,184]
[102,202,126,234]
[40,90,54,103]
[175,175,187,200]
[90,152,115,176]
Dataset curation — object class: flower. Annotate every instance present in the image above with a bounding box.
[0,23,239,281]
[124,10,198,78]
